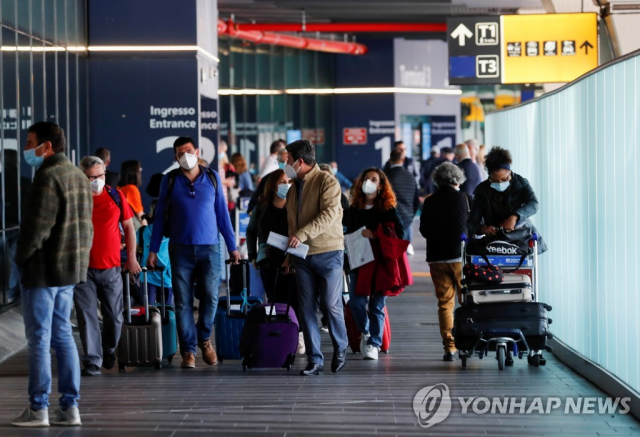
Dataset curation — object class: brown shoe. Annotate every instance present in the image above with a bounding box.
[199,340,218,366]
[181,352,196,369]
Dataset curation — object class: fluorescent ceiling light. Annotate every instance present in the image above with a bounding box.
[1,45,220,62]
[285,87,462,95]
[218,89,284,95]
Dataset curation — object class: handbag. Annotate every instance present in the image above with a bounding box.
[467,226,532,257]
[462,262,504,285]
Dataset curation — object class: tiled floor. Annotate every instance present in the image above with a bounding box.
[1,222,639,436]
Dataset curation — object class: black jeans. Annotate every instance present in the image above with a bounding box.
[259,266,300,320]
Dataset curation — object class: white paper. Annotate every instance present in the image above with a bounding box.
[266,231,309,259]
[344,226,375,270]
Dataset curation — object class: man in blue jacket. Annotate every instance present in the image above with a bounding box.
[148,136,240,369]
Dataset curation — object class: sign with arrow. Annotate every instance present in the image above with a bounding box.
[501,13,598,84]
[447,16,502,85]
[447,13,598,85]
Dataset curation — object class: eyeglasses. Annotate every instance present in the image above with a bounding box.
[87,174,105,181]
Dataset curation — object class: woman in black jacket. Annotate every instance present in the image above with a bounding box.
[467,147,547,252]
[419,162,469,362]
[346,168,404,361]
[246,169,304,355]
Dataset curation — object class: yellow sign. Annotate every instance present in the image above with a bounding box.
[501,13,598,84]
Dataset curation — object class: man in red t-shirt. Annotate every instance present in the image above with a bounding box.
[74,156,141,376]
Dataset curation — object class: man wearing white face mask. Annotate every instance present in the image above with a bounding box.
[74,156,141,377]
[283,140,348,376]
[148,136,240,369]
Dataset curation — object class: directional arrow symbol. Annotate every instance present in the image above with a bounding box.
[580,40,594,55]
[451,23,473,47]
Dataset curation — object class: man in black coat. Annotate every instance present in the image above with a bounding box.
[385,149,420,255]
[383,141,420,186]
[94,147,119,188]
[455,143,481,195]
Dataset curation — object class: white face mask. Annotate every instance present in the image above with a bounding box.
[284,160,300,179]
[90,178,105,194]
[179,153,198,170]
[362,179,378,195]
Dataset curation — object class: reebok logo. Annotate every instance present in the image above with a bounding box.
[486,241,519,255]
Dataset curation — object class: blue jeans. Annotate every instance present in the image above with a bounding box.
[401,215,414,243]
[348,270,387,347]
[292,250,348,365]
[169,244,221,355]
[21,285,80,411]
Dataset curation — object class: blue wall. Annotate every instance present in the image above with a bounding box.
[485,52,640,393]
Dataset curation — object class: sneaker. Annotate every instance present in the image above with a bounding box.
[407,244,415,256]
[181,352,196,369]
[51,407,82,426]
[198,340,218,366]
[297,332,306,355]
[12,407,49,427]
[443,352,456,362]
[359,333,370,354]
[319,325,329,333]
[81,364,101,376]
[362,343,378,360]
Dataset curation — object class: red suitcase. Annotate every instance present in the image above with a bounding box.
[345,304,391,354]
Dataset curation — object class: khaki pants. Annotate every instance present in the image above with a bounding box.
[429,262,462,353]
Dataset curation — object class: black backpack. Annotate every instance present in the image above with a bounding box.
[162,166,218,237]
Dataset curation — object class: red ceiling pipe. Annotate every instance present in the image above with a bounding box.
[220,19,367,55]
[234,22,447,33]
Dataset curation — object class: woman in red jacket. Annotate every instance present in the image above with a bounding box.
[346,168,404,360]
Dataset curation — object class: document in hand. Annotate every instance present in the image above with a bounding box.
[345,226,375,270]
[266,232,310,259]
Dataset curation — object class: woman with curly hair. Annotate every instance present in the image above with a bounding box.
[346,168,404,360]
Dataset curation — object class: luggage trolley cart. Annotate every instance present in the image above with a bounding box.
[455,232,553,370]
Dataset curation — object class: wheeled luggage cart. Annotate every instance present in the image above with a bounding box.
[454,231,553,370]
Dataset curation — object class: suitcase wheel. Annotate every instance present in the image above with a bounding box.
[497,346,506,370]
[119,364,126,372]
[154,363,162,370]
[167,354,174,364]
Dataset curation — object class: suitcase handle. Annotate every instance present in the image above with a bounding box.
[123,268,150,324]
[268,268,296,322]
[148,266,166,320]
[224,259,250,316]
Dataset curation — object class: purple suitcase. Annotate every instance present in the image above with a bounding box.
[240,273,299,371]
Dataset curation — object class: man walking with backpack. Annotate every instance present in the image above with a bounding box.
[148,136,240,369]
[74,156,141,376]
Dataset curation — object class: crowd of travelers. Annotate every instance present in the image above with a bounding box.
[11,121,543,427]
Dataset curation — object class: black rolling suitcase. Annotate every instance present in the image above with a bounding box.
[453,302,553,352]
[118,268,163,371]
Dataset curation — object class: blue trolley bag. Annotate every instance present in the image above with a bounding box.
[149,266,178,364]
[215,260,262,361]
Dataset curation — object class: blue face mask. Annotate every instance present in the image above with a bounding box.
[490,181,510,192]
[276,183,291,199]
[24,143,45,168]
[278,162,286,170]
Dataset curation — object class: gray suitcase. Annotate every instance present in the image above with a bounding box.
[118,269,163,371]
[465,274,532,304]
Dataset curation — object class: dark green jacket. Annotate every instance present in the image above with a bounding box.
[468,172,547,253]
[16,153,93,287]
